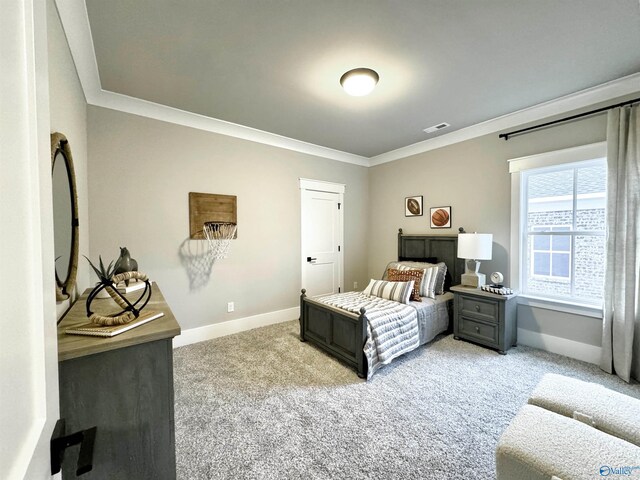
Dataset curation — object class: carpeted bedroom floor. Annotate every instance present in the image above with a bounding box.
[173,320,640,480]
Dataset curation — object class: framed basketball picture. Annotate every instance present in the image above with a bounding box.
[430,206,451,228]
[405,196,423,217]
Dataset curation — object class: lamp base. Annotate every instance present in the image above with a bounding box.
[461,272,486,288]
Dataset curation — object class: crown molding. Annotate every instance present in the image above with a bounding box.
[91,89,370,166]
[56,0,639,168]
[369,73,640,166]
[54,0,101,103]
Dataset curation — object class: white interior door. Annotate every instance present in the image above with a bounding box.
[1,1,60,478]
[300,180,344,297]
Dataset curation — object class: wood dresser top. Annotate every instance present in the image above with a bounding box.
[57,283,181,362]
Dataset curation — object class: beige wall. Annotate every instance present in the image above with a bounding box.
[88,107,369,330]
[87,96,627,348]
[517,306,602,346]
[48,0,90,316]
[368,110,615,348]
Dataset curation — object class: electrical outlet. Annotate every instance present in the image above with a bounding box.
[353,281,358,289]
[227,302,234,313]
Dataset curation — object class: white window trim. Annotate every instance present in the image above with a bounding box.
[508,142,606,174]
[518,295,603,318]
[509,141,606,317]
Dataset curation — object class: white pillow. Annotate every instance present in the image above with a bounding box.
[363,279,414,304]
[396,264,439,299]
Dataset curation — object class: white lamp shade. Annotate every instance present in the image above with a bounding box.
[457,233,493,260]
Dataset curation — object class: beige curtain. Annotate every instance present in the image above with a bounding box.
[600,105,640,382]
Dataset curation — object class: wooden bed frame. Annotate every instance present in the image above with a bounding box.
[299,229,464,378]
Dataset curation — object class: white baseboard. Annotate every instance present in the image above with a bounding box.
[517,328,601,365]
[173,315,603,365]
[173,306,298,348]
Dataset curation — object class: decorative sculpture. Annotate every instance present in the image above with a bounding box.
[85,255,151,325]
[114,247,138,286]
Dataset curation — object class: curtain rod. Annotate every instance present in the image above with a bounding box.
[499,96,640,141]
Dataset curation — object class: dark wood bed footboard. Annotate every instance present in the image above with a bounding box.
[299,289,368,378]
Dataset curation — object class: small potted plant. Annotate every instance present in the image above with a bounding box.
[85,255,122,299]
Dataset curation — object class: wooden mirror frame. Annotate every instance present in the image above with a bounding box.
[51,132,79,301]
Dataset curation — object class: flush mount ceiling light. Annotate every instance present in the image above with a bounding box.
[339,68,379,96]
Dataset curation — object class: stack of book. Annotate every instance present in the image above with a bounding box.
[481,285,514,296]
[65,311,164,337]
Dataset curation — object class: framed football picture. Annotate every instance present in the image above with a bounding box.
[430,206,451,228]
[405,196,423,217]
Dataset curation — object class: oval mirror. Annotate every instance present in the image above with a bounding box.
[51,133,79,301]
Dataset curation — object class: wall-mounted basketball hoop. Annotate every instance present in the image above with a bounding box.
[189,192,238,260]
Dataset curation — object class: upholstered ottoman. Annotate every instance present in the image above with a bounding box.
[528,373,640,447]
[496,405,640,480]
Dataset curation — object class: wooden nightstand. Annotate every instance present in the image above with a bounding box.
[450,285,518,354]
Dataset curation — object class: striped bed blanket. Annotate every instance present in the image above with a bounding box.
[314,291,419,379]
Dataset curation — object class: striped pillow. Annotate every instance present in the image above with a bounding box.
[387,268,423,302]
[363,279,414,304]
[395,264,439,299]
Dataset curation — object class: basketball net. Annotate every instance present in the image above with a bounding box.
[203,222,237,260]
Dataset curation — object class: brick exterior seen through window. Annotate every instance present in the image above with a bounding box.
[523,159,606,304]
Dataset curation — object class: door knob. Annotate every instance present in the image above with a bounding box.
[307,257,317,263]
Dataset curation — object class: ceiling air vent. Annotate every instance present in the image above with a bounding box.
[423,122,450,134]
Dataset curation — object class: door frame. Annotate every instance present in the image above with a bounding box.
[299,178,345,295]
[2,0,60,478]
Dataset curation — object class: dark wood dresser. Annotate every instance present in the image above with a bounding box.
[57,283,181,479]
[451,285,517,354]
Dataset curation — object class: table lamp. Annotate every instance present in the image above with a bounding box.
[458,233,493,287]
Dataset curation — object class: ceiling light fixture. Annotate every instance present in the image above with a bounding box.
[340,68,379,96]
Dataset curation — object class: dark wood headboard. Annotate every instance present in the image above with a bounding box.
[397,229,464,290]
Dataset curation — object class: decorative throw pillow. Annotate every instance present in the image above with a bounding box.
[384,261,448,295]
[386,268,423,302]
[395,264,439,298]
[363,279,414,304]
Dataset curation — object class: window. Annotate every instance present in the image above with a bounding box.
[530,225,571,281]
[509,143,607,310]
